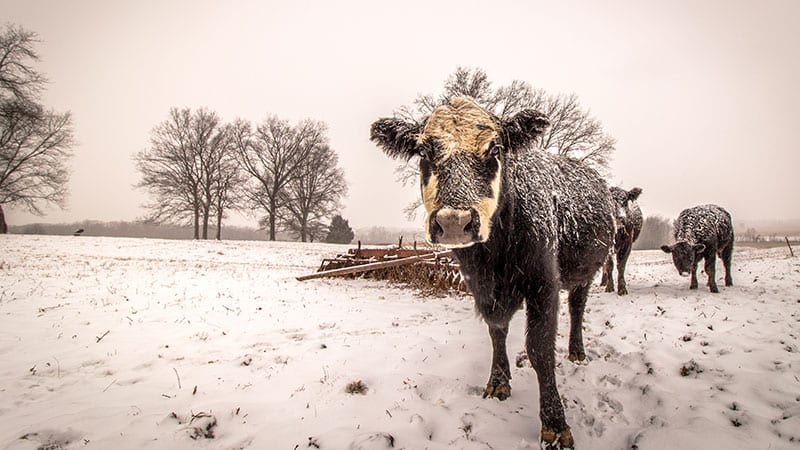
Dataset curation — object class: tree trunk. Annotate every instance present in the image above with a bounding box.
[193,205,200,240]
[216,206,223,240]
[0,204,7,234]
[268,197,277,241]
[202,204,209,240]
[300,212,308,242]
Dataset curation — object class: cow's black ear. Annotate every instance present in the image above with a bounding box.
[502,109,550,150]
[661,245,672,253]
[628,187,643,202]
[370,118,423,161]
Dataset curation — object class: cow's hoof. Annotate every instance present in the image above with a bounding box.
[482,382,511,400]
[725,280,733,287]
[604,284,614,293]
[710,286,720,293]
[689,284,698,290]
[541,428,574,449]
[617,287,628,296]
[568,352,585,362]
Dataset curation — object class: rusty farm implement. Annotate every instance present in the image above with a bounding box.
[297,240,468,294]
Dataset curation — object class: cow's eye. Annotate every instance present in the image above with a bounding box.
[419,142,437,160]
[488,142,503,158]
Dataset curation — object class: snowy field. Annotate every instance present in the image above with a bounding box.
[0,234,798,450]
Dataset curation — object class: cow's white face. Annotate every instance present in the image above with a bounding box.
[370,96,550,248]
[415,98,502,247]
[610,186,642,231]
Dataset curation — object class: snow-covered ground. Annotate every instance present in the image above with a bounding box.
[0,234,798,450]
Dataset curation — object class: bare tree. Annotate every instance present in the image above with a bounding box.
[210,126,244,240]
[232,116,328,240]
[530,90,616,168]
[134,107,236,239]
[409,67,615,169]
[189,108,235,239]
[394,66,617,219]
[134,108,199,237]
[0,25,74,233]
[280,144,347,242]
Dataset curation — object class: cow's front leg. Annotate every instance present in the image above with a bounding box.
[473,287,519,401]
[705,255,719,293]
[527,288,574,449]
[482,324,512,400]
[689,258,699,290]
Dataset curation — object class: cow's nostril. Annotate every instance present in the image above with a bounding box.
[430,220,443,240]
[462,217,474,234]
[465,208,481,237]
[428,212,444,243]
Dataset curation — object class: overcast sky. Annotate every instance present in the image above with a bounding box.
[4,0,800,231]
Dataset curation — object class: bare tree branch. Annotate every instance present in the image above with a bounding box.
[0,25,45,104]
[1,24,74,232]
[133,108,240,239]
[280,144,347,242]
[232,116,330,240]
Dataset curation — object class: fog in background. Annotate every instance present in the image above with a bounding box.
[3,0,799,232]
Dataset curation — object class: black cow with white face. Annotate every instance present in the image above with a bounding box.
[370,96,616,450]
[600,186,643,295]
[661,204,734,293]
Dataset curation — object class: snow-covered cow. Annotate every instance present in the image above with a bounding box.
[600,186,643,295]
[661,204,734,293]
[370,97,615,449]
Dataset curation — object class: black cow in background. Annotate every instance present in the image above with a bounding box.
[661,204,734,293]
[600,186,643,295]
[371,96,616,450]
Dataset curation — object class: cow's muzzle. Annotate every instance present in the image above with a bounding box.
[428,207,481,247]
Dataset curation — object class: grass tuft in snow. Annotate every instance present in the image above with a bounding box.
[345,380,368,395]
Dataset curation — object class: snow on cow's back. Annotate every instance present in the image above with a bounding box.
[508,146,615,246]
[674,204,733,244]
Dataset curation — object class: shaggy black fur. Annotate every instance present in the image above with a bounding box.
[600,187,643,295]
[369,117,427,161]
[661,204,734,293]
[370,101,615,449]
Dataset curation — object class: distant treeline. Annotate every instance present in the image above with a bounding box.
[8,220,425,246]
[8,220,268,241]
[10,219,793,248]
[352,226,426,247]
[634,216,673,250]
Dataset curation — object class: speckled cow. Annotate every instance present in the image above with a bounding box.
[601,186,643,295]
[661,204,734,293]
[370,97,616,450]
